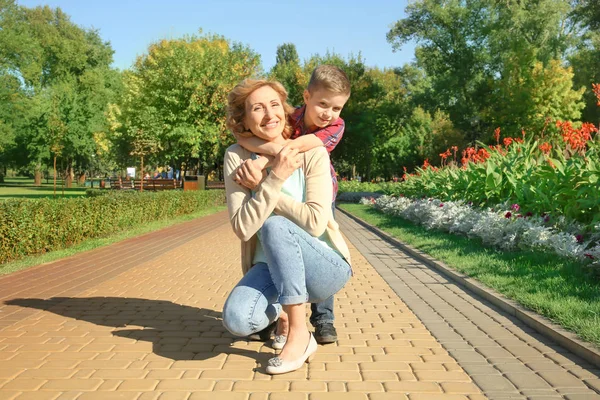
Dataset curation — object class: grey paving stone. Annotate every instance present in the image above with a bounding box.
[504,372,553,390]
[471,374,518,392]
[538,371,589,388]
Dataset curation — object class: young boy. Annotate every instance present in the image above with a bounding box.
[234,64,351,345]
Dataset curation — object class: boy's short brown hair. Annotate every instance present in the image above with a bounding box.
[307,65,351,97]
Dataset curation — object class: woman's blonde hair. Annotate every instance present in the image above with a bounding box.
[226,79,295,139]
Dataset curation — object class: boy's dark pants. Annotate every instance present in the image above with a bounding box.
[310,295,334,327]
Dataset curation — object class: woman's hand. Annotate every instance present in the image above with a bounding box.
[235,159,264,190]
[271,145,303,180]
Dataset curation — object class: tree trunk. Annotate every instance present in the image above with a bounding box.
[140,155,144,192]
[77,172,86,185]
[65,162,73,188]
[34,164,42,186]
[0,166,4,183]
[53,156,57,198]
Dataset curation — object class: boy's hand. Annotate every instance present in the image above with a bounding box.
[272,146,303,180]
[234,159,264,190]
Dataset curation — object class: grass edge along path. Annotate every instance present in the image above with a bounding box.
[338,203,600,349]
[0,205,227,277]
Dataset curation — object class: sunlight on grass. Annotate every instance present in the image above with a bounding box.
[0,205,227,276]
[0,176,87,199]
[339,203,600,347]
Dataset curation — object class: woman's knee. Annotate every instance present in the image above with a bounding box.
[261,215,291,240]
[222,299,253,337]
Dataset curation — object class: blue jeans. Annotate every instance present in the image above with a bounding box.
[222,216,351,337]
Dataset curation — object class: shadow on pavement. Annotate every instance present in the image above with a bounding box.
[5,296,272,365]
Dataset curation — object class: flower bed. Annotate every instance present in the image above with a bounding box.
[359,195,600,272]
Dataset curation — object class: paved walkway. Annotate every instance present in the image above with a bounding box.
[0,210,598,400]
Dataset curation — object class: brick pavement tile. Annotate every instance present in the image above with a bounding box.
[156,379,214,391]
[564,395,600,400]
[326,382,346,392]
[232,381,289,391]
[440,382,481,394]
[18,369,76,379]
[117,379,159,391]
[270,393,307,400]
[77,394,140,400]
[310,394,368,400]
[324,362,359,371]
[537,370,588,388]
[504,372,553,390]
[471,374,518,392]
[384,381,442,392]
[410,362,445,371]
[346,381,384,391]
[583,378,600,392]
[414,371,471,382]
[155,393,190,400]
[2,378,47,391]
[41,379,104,391]
[409,395,469,400]
[370,395,409,400]
[289,381,327,392]
[14,393,60,400]
[361,371,399,381]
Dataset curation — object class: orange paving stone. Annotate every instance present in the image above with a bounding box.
[0,210,598,399]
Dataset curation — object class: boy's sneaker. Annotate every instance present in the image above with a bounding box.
[247,320,277,342]
[314,323,337,344]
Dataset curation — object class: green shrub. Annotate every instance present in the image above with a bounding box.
[0,190,226,264]
[85,189,109,197]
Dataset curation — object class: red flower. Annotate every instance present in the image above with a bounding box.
[503,137,513,146]
[593,83,600,106]
[584,253,595,260]
[439,203,444,207]
[505,212,512,219]
[494,127,501,144]
[539,142,552,154]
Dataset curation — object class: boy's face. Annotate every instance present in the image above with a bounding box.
[303,88,349,130]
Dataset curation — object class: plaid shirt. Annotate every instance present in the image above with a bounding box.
[290,106,344,201]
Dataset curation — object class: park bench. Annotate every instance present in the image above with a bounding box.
[110,178,179,191]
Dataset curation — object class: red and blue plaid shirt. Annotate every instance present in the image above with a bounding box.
[290,106,344,201]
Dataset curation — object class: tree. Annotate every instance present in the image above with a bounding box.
[269,43,305,106]
[0,3,119,184]
[387,0,582,141]
[489,59,585,138]
[111,33,261,177]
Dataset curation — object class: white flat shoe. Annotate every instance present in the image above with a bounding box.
[272,334,287,350]
[266,333,317,375]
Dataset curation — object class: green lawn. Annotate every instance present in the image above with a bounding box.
[339,203,600,348]
[0,177,87,199]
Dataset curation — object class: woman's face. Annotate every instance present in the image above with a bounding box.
[243,85,286,141]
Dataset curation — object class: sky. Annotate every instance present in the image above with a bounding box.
[17,0,416,72]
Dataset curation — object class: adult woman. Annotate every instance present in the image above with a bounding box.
[222,79,352,375]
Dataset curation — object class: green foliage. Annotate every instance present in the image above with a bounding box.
[0,2,120,180]
[0,189,226,264]
[387,0,585,141]
[490,60,585,136]
[110,33,260,174]
[269,43,305,107]
[347,136,600,229]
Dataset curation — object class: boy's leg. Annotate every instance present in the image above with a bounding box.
[308,200,339,344]
[310,296,337,343]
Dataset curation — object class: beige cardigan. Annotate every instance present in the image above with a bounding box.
[224,144,352,275]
